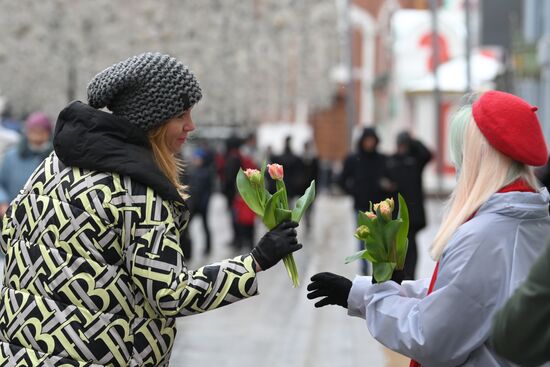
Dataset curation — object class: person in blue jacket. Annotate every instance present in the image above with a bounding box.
[0,111,53,217]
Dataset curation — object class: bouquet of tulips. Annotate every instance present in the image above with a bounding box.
[345,194,410,283]
[236,162,315,287]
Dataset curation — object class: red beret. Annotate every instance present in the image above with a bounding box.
[472,90,548,166]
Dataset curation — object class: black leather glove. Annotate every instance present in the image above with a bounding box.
[371,269,406,285]
[307,272,352,308]
[251,221,301,271]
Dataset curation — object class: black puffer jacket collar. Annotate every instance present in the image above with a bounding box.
[53,101,184,203]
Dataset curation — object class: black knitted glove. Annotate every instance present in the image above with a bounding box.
[251,221,301,271]
[307,272,352,308]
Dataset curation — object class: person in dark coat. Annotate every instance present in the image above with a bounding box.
[221,135,244,248]
[339,127,392,274]
[300,140,319,233]
[187,147,216,255]
[271,136,304,200]
[221,135,243,208]
[386,131,433,279]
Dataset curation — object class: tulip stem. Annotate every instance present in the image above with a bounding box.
[283,254,299,287]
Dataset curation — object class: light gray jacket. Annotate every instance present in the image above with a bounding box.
[348,189,550,367]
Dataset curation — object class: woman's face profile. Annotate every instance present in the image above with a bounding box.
[165,109,195,154]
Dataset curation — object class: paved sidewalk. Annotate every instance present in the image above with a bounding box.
[0,193,444,367]
[171,193,385,366]
[170,193,444,366]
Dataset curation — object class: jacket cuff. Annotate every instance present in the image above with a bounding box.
[347,275,372,318]
[245,253,260,275]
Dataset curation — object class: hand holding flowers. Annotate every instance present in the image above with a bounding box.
[346,194,410,283]
[237,162,316,287]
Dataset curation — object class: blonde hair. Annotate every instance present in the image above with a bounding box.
[148,124,189,200]
[430,106,538,260]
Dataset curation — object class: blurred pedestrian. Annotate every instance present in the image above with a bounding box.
[490,239,550,367]
[187,146,215,255]
[0,112,53,217]
[339,127,393,274]
[241,132,260,165]
[0,52,302,366]
[221,134,243,247]
[0,107,20,163]
[0,104,23,133]
[386,131,432,279]
[300,140,319,232]
[307,91,550,367]
[271,136,304,201]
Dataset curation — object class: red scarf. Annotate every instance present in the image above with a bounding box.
[409,179,535,367]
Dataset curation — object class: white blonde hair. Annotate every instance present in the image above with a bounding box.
[430,106,539,260]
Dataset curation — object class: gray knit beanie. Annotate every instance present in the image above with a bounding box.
[87,52,202,131]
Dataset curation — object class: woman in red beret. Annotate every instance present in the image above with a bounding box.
[307,91,550,367]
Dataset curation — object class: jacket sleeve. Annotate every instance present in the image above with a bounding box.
[339,156,354,195]
[490,242,550,367]
[399,277,430,299]
[410,139,433,169]
[347,228,501,366]
[123,206,258,318]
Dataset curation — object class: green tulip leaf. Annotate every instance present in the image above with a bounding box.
[291,180,316,222]
[263,189,285,229]
[275,208,292,223]
[259,161,271,206]
[236,168,264,216]
[373,262,396,283]
[396,193,410,269]
[383,220,402,260]
[360,219,387,255]
[364,236,388,260]
[345,249,378,264]
[357,211,371,226]
[275,180,289,209]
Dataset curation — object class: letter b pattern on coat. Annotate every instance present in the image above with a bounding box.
[0,153,258,366]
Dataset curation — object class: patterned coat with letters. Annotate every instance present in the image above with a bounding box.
[0,101,259,366]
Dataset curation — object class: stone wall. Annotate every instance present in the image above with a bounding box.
[0,0,339,132]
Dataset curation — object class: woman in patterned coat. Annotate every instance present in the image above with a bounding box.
[0,53,301,366]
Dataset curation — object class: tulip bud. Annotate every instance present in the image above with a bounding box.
[268,164,284,181]
[379,201,392,220]
[355,225,370,239]
[365,211,377,220]
[373,203,380,212]
[244,168,262,185]
[386,198,395,212]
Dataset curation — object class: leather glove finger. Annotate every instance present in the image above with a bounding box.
[288,237,298,245]
[306,281,322,292]
[306,289,329,300]
[310,272,335,282]
[286,228,298,238]
[285,243,303,255]
[314,297,333,308]
[274,220,298,231]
